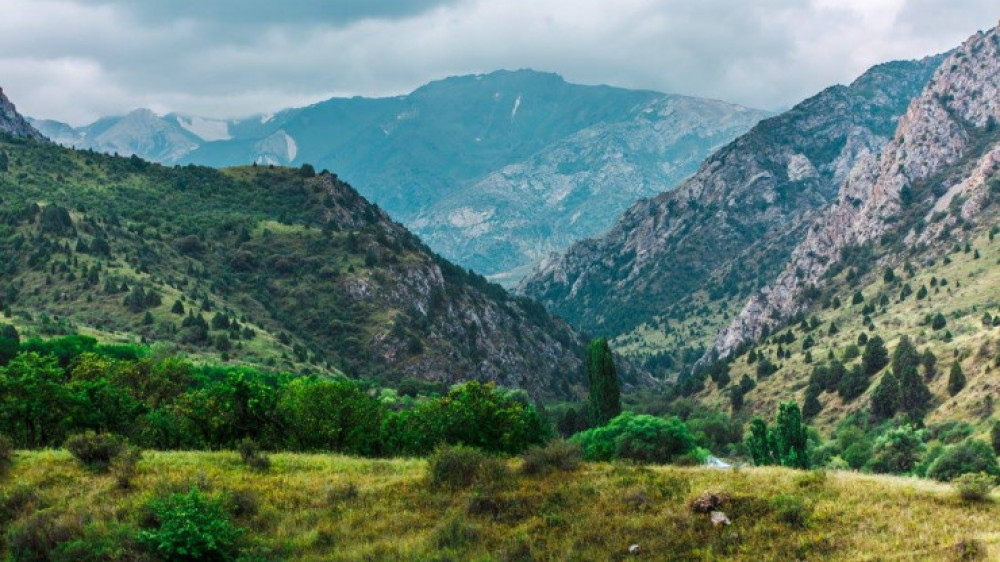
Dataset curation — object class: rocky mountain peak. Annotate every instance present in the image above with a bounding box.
[711,24,1000,359]
[0,87,45,141]
[518,53,943,338]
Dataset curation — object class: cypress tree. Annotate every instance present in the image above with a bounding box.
[948,361,966,396]
[586,338,621,426]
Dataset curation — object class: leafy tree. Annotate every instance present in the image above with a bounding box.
[861,335,889,377]
[298,163,316,178]
[745,402,810,469]
[0,323,19,365]
[926,439,1000,481]
[0,352,74,447]
[948,361,966,396]
[867,425,925,474]
[570,412,699,464]
[278,378,382,455]
[586,338,620,426]
[745,417,775,466]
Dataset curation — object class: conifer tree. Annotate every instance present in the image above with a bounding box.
[948,361,966,396]
[586,338,621,426]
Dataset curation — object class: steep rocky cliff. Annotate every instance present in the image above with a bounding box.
[0,88,44,140]
[712,25,1000,358]
[519,56,944,340]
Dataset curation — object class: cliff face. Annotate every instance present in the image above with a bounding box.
[518,56,944,338]
[0,88,44,140]
[713,25,1000,358]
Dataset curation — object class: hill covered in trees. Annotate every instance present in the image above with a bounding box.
[0,128,595,400]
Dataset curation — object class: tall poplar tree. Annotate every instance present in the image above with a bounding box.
[586,338,621,426]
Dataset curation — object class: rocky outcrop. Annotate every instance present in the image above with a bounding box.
[411,95,769,281]
[0,88,44,140]
[519,56,944,337]
[712,25,1000,358]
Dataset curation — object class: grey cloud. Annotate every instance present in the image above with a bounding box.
[78,0,464,26]
[1,0,997,125]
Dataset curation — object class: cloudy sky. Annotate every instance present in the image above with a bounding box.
[1,0,996,125]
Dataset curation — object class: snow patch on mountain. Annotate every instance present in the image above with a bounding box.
[176,115,231,141]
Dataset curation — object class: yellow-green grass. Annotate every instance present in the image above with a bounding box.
[6,450,1000,560]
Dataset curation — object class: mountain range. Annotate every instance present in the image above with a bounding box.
[30,70,768,283]
[522,23,1000,427]
[0,93,602,400]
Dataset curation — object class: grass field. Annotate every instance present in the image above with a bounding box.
[4,450,1000,560]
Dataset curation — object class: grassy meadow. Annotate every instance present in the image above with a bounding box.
[4,450,1000,560]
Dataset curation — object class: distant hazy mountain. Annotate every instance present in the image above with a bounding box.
[30,70,767,282]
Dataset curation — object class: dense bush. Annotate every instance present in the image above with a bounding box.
[110,444,142,489]
[427,445,510,491]
[952,472,995,502]
[520,439,582,475]
[570,412,700,464]
[65,432,125,471]
[866,425,925,474]
[138,488,245,561]
[927,440,1000,482]
[0,340,549,459]
[237,438,271,471]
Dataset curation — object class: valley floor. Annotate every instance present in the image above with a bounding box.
[5,451,1000,560]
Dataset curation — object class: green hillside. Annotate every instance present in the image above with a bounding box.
[0,134,587,399]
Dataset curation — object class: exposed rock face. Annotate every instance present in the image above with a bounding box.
[411,95,768,282]
[0,88,44,140]
[519,56,944,337]
[712,25,1000,358]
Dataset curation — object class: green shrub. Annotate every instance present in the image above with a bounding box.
[65,432,125,471]
[0,485,41,526]
[428,445,510,491]
[137,488,245,561]
[927,440,1000,481]
[952,472,995,502]
[520,439,582,476]
[770,494,810,528]
[0,433,13,470]
[5,512,82,561]
[237,438,270,471]
[433,515,480,550]
[570,412,699,464]
[110,445,142,490]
